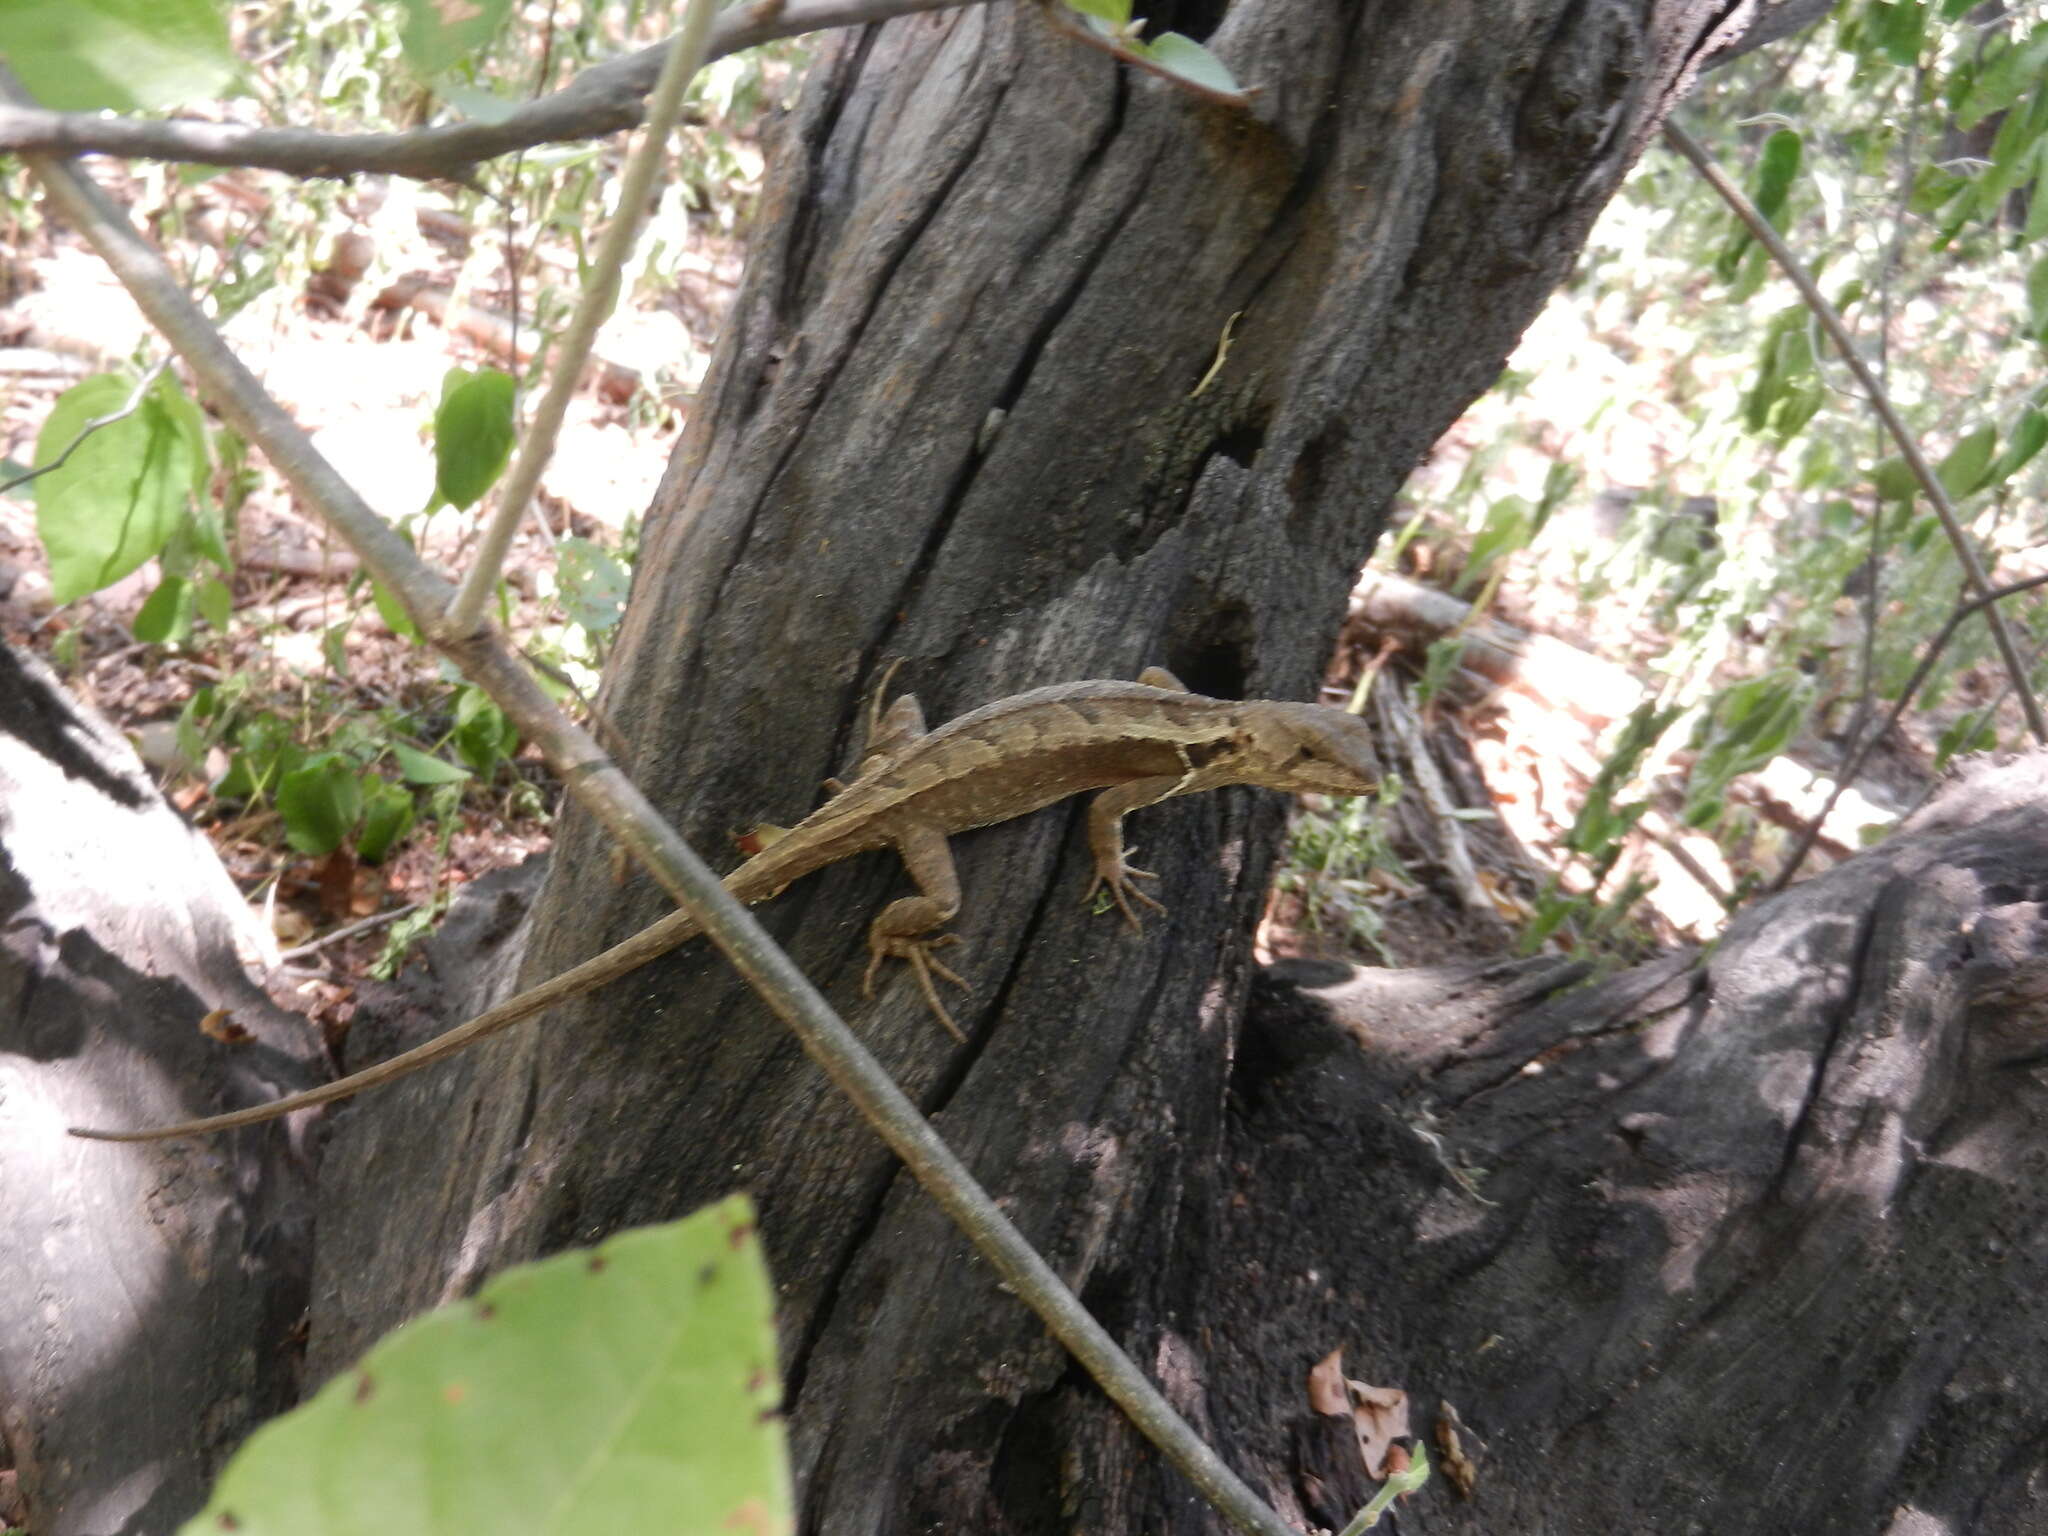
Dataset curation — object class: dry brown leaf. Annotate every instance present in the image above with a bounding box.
[197,1009,252,1044]
[1346,1378,1409,1479]
[1435,1400,1480,1500]
[1306,1348,1349,1417]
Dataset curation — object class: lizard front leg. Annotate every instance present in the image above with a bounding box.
[863,819,970,1040]
[1082,775,1189,929]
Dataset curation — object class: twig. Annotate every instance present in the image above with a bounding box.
[1664,117,2048,745]
[1765,569,2048,892]
[0,0,990,183]
[1371,674,1497,920]
[0,357,169,495]
[279,901,422,961]
[11,61,1294,1536]
[448,0,712,631]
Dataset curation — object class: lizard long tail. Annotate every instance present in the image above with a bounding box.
[69,907,704,1143]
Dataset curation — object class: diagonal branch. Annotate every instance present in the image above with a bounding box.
[1664,117,2048,745]
[0,0,988,183]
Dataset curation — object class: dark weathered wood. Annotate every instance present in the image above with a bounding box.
[0,644,319,1534]
[1208,751,2048,1533]
[300,5,1835,1532]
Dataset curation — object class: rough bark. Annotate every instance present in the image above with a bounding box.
[1214,752,2048,1534]
[0,644,318,1535]
[294,4,1905,1533]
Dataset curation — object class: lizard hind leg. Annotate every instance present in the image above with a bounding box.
[862,923,969,1041]
[863,820,970,1041]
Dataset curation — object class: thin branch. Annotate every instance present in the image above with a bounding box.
[278,900,422,962]
[10,70,1294,1536]
[1765,570,2048,893]
[1664,117,2048,745]
[449,1,714,630]
[0,356,169,495]
[0,0,988,183]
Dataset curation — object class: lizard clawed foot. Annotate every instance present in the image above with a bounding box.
[1083,855,1166,931]
[863,934,971,1041]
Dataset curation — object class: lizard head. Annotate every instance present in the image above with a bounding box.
[1237,702,1381,797]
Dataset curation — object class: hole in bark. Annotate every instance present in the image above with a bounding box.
[1213,417,1265,468]
[1144,0,1229,43]
[1169,612,1253,700]
[987,1384,1072,1526]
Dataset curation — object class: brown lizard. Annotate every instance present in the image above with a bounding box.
[71,668,1378,1142]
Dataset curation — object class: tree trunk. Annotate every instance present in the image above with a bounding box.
[297,4,1912,1533]
[1222,751,2048,1534]
[0,645,318,1535]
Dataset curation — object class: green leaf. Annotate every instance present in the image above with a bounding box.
[195,576,233,633]
[33,372,203,602]
[1459,496,1532,591]
[1752,129,1803,228]
[189,496,233,571]
[453,687,518,776]
[555,537,630,633]
[276,753,363,857]
[1874,0,1927,66]
[372,577,420,640]
[1935,711,1999,769]
[2027,254,2048,340]
[1061,0,1132,25]
[396,0,514,78]
[133,575,195,644]
[0,0,235,112]
[354,778,415,865]
[1872,456,1919,502]
[389,742,471,785]
[215,715,300,800]
[177,1197,792,1536]
[1140,33,1241,95]
[1935,423,1998,500]
[432,368,518,511]
[1985,407,2046,488]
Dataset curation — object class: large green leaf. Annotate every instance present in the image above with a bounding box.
[1935,422,1998,500]
[33,372,205,602]
[555,536,631,633]
[398,0,515,79]
[1141,33,1240,95]
[275,752,363,856]
[432,367,518,511]
[0,0,235,111]
[179,1197,792,1536]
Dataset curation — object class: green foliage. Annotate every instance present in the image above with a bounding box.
[275,752,364,856]
[555,536,632,634]
[431,367,518,512]
[1281,780,1407,962]
[1058,0,1240,94]
[0,0,236,111]
[452,685,520,777]
[1335,1442,1431,1534]
[396,0,515,79]
[177,1197,793,1536]
[32,370,212,604]
[1399,0,2048,958]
